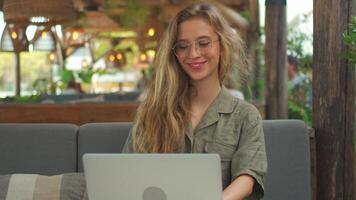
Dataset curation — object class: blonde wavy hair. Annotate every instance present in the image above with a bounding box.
[132,3,248,153]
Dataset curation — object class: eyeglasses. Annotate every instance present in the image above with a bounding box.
[172,38,219,58]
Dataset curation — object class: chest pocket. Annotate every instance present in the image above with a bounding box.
[204,142,236,161]
[204,141,236,188]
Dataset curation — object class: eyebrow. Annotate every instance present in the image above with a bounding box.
[176,35,212,43]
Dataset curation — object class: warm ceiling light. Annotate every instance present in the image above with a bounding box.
[147,28,155,37]
[66,47,73,56]
[116,53,123,60]
[109,55,115,62]
[140,53,147,62]
[41,31,47,39]
[11,31,17,39]
[30,16,50,24]
[49,53,55,61]
[72,31,79,40]
[64,27,86,46]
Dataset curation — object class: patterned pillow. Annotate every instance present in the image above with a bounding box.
[0,173,88,200]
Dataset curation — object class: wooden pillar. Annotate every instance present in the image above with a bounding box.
[15,51,20,96]
[313,0,356,199]
[264,0,288,119]
[247,0,262,102]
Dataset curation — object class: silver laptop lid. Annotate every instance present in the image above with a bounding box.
[83,153,222,200]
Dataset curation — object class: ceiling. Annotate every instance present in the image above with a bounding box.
[0,0,251,34]
[72,0,250,33]
[74,0,246,11]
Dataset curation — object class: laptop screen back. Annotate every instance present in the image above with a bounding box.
[83,153,222,200]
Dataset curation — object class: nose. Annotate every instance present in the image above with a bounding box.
[187,44,200,58]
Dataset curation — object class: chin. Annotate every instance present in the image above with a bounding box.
[186,72,205,81]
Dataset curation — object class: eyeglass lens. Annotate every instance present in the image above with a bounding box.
[173,38,215,57]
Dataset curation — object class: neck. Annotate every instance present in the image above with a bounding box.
[191,79,221,105]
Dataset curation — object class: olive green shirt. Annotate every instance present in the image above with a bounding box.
[123,87,267,199]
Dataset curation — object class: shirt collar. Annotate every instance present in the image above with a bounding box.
[195,86,237,130]
[217,86,237,114]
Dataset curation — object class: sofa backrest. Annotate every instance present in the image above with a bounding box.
[0,120,311,199]
[77,122,132,172]
[0,123,78,175]
[76,120,311,200]
[262,120,311,200]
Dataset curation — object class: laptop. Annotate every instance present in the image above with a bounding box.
[83,153,223,200]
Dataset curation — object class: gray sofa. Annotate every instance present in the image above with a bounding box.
[0,120,310,200]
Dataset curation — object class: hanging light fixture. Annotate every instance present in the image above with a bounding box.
[64,26,88,47]
[2,0,76,52]
[0,23,28,96]
[106,50,126,69]
[31,25,57,51]
[141,16,164,40]
[0,23,28,52]
[1,0,76,96]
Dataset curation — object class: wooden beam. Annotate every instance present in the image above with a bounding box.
[83,11,121,32]
[80,0,245,7]
[313,0,356,199]
[344,3,356,200]
[14,51,20,96]
[247,0,261,101]
[0,103,140,125]
[264,0,288,119]
[344,48,356,199]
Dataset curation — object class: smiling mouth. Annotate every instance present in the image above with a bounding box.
[187,61,207,69]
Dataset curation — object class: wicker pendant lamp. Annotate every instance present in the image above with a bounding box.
[3,0,76,25]
[31,26,57,51]
[1,0,76,96]
[0,23,28,52]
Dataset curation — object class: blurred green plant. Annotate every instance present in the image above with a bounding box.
[32,78,57,95]
[287,13,313,72]
[288,101,312,125]
[0,95,42,103]
[31,66,107,95]
[239,10,251,22]
[287,12,313,126]
[77,67,107,84]
[342,16,356,65]
[104,0,150,28]
[59,67,107,86]
[288,78,312,126]
[60,68,75,85]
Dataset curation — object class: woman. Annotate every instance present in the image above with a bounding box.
[123,3,267,200]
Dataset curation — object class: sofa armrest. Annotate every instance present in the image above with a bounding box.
[262,119,311,200]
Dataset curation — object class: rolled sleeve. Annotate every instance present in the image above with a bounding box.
[231,109,267,199]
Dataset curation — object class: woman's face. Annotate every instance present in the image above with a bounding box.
[174,17,221,85]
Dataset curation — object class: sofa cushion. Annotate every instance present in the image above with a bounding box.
[0,173,87,200]
[0,124,78,175]
[77,122,132,172]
